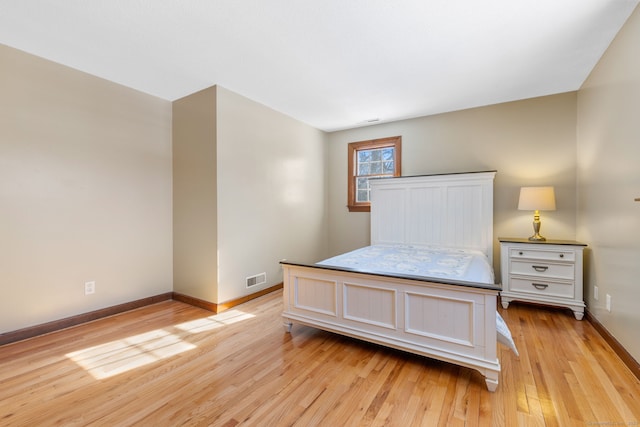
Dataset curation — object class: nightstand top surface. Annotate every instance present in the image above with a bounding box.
[498,237,587,246]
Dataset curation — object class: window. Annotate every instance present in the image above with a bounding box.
[347,136,401,212]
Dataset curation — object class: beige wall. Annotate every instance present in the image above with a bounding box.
[173,87,218,302]
[577,5,640,361]
[0,45,173,333]
[216,86,328,303]
[327,93,578,277]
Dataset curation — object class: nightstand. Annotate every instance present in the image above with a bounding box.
[499,237,587,320]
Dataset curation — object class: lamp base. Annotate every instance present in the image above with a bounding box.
[529,212,546,241]
[528,234,546,241]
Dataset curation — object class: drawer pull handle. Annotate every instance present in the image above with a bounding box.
[519,251,523,256]
[532,283,549,290]
[532,265,549,272]
[559,254,564,258]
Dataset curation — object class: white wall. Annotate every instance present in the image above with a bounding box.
[0,45,173,333]
[216,87,328,303]
[577,5,640,361]
[327,93,578,277]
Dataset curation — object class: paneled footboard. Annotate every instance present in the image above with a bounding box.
[281,263,501,391]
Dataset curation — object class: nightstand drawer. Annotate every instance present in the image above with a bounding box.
[509,277,574,299]
[509,248,575,262]
[510,260,574,280]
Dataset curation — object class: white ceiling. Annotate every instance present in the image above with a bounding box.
[0,1,638,131]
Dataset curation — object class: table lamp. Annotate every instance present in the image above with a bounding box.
[518,186,556,241]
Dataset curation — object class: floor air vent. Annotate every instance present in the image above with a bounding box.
[246,272,267,288]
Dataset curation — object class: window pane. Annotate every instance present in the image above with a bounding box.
[357,189,369,202]
[358,151,371,162]
[371,162,382,174]
[371,149,382,161]
[356,177,369,190]
[358,163,370,175]
[383,161,394,173]
[382,148,394,160]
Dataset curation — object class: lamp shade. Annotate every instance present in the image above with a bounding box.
[518,186,556,211]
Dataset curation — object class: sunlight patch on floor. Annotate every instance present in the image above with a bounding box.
[174,309,256,333]
[66,309,255,379]
[67,329,196,380]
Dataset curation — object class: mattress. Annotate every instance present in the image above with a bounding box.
[318,244,494,284]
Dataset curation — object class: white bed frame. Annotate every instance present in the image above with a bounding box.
[281,171,501,391]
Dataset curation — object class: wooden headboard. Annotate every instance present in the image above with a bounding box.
[369,171,496,263]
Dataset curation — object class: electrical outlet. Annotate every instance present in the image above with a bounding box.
[606,294,611,312]
[84,281,96,295]
[594,286,599,300]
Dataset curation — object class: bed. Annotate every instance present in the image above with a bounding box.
[281,171,510,391]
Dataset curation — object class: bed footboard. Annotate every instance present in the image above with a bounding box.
[281,264,501,392]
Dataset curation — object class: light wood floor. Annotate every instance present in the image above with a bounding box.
[1,290,639,426]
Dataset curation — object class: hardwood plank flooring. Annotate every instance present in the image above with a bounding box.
[1,290,638,426]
